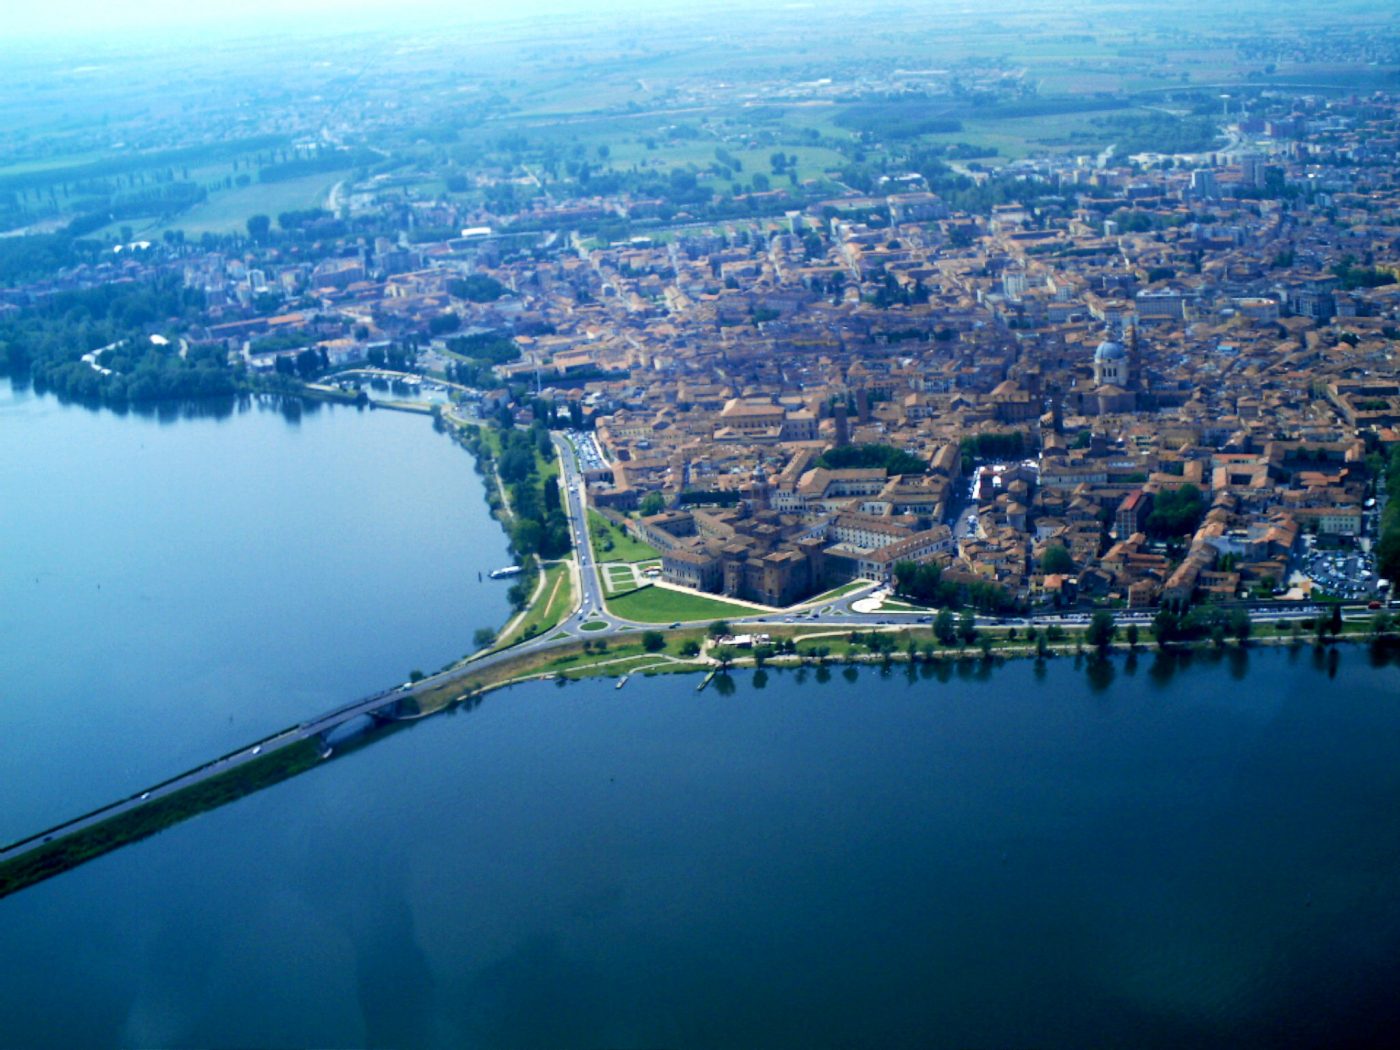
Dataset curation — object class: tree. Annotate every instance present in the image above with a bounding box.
[447,274,507,302]
[642,630,665,652]
[934,608,956,645]
[246,214,271,242]
[639,491,666,516]
[1328,604,1344,637]
[817,443,927,475]
[1035,632,1050,659]
[1041,545,1074,574]
[1152,607,1181,644]
[708,620,731,639]
[679,639,701,657]
[1228,608,1252,643]
[957,610,978,645]
[1086,610,1117,651]
[1125,623,1139,648]
[1145,485,1205,539]
[473,627,496,648]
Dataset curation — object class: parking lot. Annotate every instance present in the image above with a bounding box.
[565,429,607,473]
[1294,537,1379,600]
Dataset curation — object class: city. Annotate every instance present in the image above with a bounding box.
[2,2,1399,1046]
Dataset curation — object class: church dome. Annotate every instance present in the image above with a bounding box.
[1095,338,1126,362]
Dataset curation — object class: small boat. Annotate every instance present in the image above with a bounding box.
[616,675,629,690]
[489,565,523,579]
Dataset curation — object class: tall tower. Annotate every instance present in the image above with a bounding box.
[1128,321,1143,392]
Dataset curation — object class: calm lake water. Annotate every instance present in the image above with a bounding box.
[3,385,1400,1049]
[0,381,511,839]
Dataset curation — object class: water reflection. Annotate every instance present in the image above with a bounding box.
[1227,647,1249,680]
[1148,647,1196,686]
[15,373,245,423]
[1085,655,1115,693]
[1367,638,1400,668]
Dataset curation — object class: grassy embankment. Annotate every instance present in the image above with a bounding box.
[407,629,714,715]
[0,739,323,900]
[493,560,575,649]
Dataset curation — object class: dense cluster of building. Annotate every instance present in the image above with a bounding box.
[10,90,1397,611]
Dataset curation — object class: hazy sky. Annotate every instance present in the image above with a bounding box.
[5,0,704,39]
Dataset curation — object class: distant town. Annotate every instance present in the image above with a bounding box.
[2,6,1397,629]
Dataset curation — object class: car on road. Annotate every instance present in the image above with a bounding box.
[251,746,262,755]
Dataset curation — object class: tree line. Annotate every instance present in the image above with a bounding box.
[0,276,240,403]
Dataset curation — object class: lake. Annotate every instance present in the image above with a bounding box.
[0,381,512,839]
[3,385,1400,1048]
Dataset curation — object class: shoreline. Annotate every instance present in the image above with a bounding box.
[3,603,1395,899]
[2,388,1393,899]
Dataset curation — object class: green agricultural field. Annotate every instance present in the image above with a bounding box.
[152,170,349,236]
[606,584,764,624]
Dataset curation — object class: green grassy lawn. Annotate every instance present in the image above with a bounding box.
[494,561,574,649]
[606,584,764,624]
[602,566,637,594]
[588,510,659,563]
[807,580,873,604]
[148,170,348,237]
[542,629,710,679]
